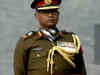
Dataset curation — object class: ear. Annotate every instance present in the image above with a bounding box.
[34,11,39,20]
[34,12,37,18]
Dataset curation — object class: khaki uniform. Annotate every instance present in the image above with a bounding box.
[14,30,86,75]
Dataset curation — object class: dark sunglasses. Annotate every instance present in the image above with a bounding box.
[37,9,59,14]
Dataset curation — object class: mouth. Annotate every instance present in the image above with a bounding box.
[48,20,56,24]
[45,19,57,28]
[48,18,57,22]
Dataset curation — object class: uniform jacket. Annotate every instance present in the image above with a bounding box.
[14,30,86,75]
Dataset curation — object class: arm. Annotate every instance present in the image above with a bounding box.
[80,47,87,75]
[14,37,25,75]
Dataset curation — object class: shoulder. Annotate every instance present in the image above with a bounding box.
[61,30,80,43]
[15,31,38,50]
[61,30,77,37]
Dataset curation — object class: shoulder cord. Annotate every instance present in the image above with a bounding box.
[46,34,81,75]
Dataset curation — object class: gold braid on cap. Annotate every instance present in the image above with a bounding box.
[46,34,80,75]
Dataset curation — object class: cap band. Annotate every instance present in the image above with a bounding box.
[37,5,59,10]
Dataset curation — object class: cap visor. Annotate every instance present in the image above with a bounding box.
[37,5,59,10]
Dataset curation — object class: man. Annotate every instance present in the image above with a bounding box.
[14,0,86,75]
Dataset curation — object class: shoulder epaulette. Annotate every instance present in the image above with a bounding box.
[22,31,36,40]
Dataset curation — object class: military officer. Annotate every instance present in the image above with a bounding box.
[14,0,87,75]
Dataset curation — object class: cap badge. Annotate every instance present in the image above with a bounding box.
[45,0,52,5]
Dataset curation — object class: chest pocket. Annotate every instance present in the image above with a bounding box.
[26,47,49,70]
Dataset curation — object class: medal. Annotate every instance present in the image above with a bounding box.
[57,41,76,53]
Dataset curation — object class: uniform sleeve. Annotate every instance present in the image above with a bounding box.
[14,37,25,75]
[79,46,87,75]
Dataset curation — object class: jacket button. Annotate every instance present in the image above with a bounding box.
[36,54,40,57]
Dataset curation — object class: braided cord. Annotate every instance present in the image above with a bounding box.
[46,34,81,75]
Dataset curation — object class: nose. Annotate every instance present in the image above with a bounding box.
[48,13,54,16]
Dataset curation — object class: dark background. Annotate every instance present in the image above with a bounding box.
[0,0,100,75]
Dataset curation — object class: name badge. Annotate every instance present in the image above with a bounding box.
[31,47,43,51]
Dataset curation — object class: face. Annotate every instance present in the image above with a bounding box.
[35,9,59,29]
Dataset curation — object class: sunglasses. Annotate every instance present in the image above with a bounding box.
[37,9,59,15]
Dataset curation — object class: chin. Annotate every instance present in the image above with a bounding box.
[48,22,57,26]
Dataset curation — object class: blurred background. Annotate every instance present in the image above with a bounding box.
[0,0,100,75]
